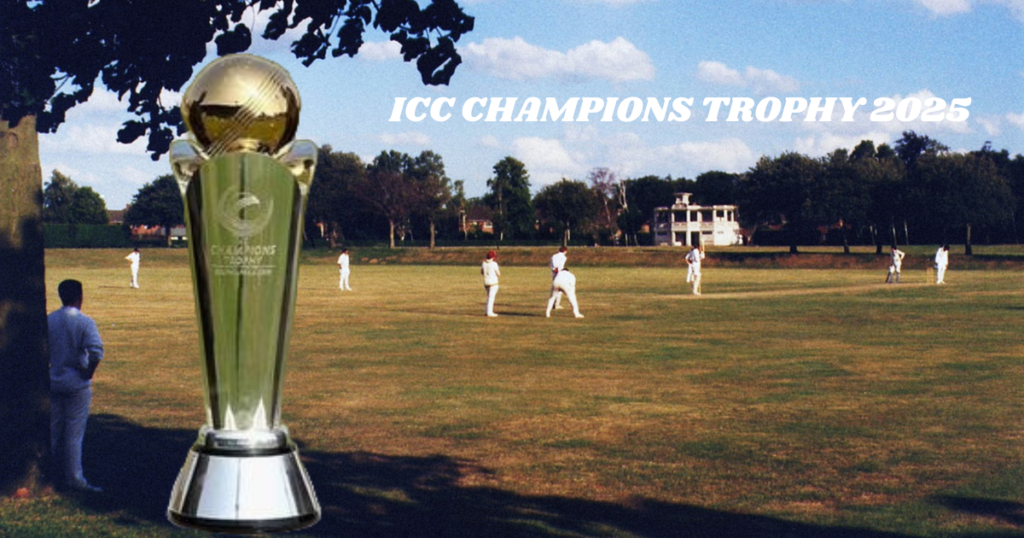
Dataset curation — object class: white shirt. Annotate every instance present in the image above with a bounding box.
[550,251,566,275]
[935,248,948,267]
[338,253,350,271]
[891,249,905,268]
[685,248,704,272]
[481,259,500,286]
[126,251,140,268]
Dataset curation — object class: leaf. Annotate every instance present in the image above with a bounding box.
[215,24,252,56]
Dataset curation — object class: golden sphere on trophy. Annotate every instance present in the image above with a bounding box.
[181,54,301,155]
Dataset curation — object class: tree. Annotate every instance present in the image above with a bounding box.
[1,0,474,495]
[409,150,452,248]
[818,149,870,254]
[485,157,533,241]
[305,146,365,248]
[693,171,741,206]
[851,141,905,253]
[534,178,599,245]
[360,151,419,249]
[587,168,619,244]
[123,175,184,246]
[915,152,1014,255]
[42,171,108,225]
[617,175,676,246]
[741,152,823,253]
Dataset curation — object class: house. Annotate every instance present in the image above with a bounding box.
[462,205,494,235]
[653,193,743,247]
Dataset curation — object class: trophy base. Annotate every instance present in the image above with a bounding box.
[168,441,320,533]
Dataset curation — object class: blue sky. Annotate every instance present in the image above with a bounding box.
[39,0,1024,210]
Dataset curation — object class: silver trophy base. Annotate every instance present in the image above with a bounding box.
[168,432,319,534]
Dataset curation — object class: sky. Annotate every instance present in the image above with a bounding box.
[38,0,1024,210]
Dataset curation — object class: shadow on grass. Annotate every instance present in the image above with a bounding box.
[934,496,1024,527]
[79,413,933,538]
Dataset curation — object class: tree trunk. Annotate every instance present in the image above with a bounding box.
[388,219,396,249]
[429,219,436,249]
[0,115,51,496]
[965,223,973,256]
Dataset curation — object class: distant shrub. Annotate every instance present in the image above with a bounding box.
[45,224,131,248]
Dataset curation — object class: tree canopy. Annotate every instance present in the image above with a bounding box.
[42,170,108,225]
[1,0,475,155]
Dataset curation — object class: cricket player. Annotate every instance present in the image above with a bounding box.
[886,245,905,283]
[685,244,704,295]
[124,248,140,289]
[546,268,584,318]
[481,250,500,317]
[935,244,949,284]
[338,248,352,290]
[549,246,568,309]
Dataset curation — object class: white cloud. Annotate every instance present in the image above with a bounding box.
[1008,111,1024,129]
[906,0,1024,20]
[359,41,403,61]
[697,61,799,94]
[479,135,501,149]
[976,115,1001,136]
[915,0,972,15]
[463,36,655,82]
[379,131,431,146]
[653,138,759,174]
[512,136,584,186]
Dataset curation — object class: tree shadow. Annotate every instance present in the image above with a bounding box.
[933,496,1024,527]
[78,413,950,537]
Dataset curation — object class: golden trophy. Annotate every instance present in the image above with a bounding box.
[167,54,320,533]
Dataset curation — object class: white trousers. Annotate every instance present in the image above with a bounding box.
[546,284,581,317]
[50,386,92,486]
[936,264,947,284]
[340,268,351,290]
[130,267,139,288]
[485,284,499,315]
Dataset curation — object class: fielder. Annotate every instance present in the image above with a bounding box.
[934,244,949,284]
[886,245,905,283]
[481,250,500,317]
[549,246,567,309]
[685,244,704,295]
[337,248,352,291]
[124,248,140,289]
[546,269,583,318]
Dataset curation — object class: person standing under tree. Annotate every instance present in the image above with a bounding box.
[124,248,140,289]
[935,244,949,284]
[685,243,705,295]
[337,248,352,291]
[481,250,500,317]
[48,279,104,493]
[886,245,906,283]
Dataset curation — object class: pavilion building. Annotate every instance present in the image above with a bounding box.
[653,193,743,247]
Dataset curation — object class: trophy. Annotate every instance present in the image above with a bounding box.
[167,54,320,533]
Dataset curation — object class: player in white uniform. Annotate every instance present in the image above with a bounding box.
[886,246,905,283]
[124,248,140,289]
[337,248,352,290]
[685,244,704,295]
[934,244,949,284]
[549,246,568,309]
[546,269,583,318]
[481,250,501,317]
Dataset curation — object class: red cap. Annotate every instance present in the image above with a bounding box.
[486,250,496,259]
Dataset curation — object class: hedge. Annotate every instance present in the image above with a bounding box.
[44,224,131,248]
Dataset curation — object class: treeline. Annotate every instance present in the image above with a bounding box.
[49,131,1024,253]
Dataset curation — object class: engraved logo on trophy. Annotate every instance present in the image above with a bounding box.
[167,54,320,533]
[218,188,275,238]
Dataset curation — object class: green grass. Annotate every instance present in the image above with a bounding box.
[4,248,1024,537]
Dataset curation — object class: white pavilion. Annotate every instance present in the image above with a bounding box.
[653,193,743,247]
